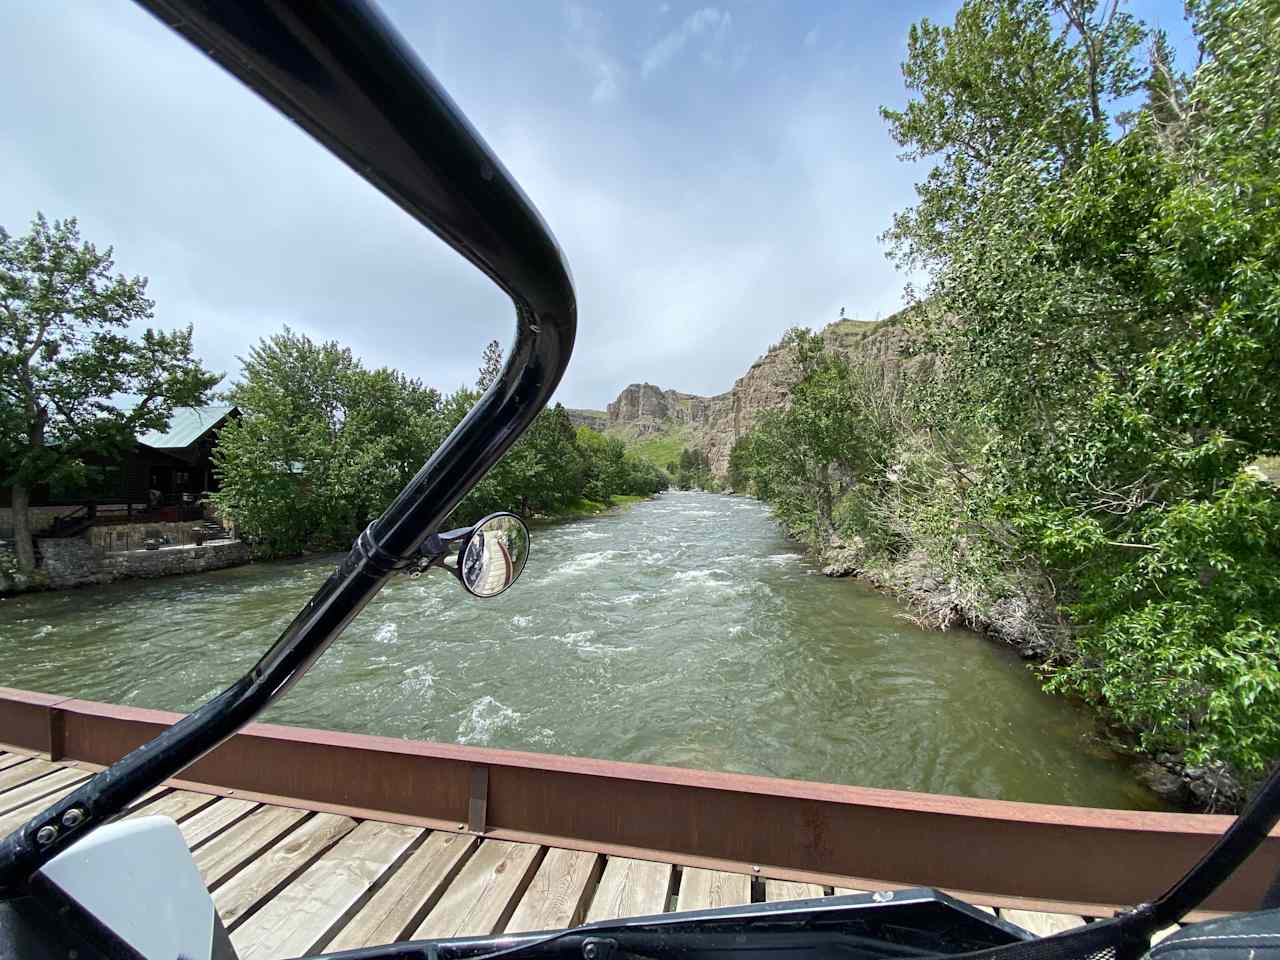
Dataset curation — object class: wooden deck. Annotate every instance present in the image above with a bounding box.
[0,749,1183,960]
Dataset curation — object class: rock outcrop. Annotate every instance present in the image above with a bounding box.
[606,384,725,436]
[605,316,920,476]
[566,408,609,432]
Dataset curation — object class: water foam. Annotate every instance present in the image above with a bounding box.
[373,622,398,644]
[556,629,633,656]
[673,568,730,582]
[552,550,622,576]
[400,664,436,699]
[457,696,521,745]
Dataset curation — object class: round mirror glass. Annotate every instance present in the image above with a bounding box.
[459,513,530,598]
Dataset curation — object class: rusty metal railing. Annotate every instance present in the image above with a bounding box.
[0,687,1275,918]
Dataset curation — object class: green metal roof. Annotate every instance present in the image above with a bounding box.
[137,405,237,449]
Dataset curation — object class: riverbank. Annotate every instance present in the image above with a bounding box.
[530,493,656,523]
[805,526,1235,812]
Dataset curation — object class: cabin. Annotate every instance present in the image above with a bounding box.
[0,405,239,535]
[134,404,239,509]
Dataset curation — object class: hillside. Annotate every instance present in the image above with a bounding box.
[566,408,608,432]
[596,313,918,478]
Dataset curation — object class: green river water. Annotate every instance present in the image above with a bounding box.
[0,491,1165,809]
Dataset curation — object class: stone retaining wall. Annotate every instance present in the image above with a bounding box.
[30,537,250,591]
[0,505,83,535]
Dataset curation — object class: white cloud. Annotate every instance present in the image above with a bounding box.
[3,1,926,409]
[641,7,732,79]
[565,4,624,104]
[803,26,820,48]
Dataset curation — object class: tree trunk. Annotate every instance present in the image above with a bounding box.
[814,463,836,543]
[10,482,36,574]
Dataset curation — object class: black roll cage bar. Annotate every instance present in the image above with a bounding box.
[0,0,574,891]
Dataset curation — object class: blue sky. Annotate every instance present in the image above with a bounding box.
[1,1,1197,409]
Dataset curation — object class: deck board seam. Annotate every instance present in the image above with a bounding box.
[205,810,317,894]
[221,814,357,933]
[307,826,434,956]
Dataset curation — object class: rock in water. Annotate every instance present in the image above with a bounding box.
[1133,761,1191,806]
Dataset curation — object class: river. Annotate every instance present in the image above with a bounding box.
[0,491,1165,809]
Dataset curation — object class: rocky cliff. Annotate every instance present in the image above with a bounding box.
[605,316,920,477]
[566,408,609,432]
[607,384,727,437]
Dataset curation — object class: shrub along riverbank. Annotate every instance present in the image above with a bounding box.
[212,333,667,559]
[731,0,1279,809]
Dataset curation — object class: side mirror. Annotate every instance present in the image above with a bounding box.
[410,512,531,597]
[456,512,530,597]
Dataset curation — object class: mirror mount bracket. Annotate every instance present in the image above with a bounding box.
[354,524,417,575]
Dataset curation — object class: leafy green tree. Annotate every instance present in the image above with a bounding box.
[726,435,754,492]
[476,339,503,390]
[213,328,443,556]
[464,403,587,520]
[0,214,219,572]
[745,329,896,542]
[880,0,1280,785]
[576,427,627,502]
[881,0,1143,270]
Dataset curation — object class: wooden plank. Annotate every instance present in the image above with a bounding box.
[1000,908,1086,937]
[507,849,603,933]
[586,858,673,922]
[195,805,310,889]
[0,781,88,834]
[766,879,824,901]
[0,758,62,794]
[326,831,476,952]
[833,887,867,895]
[125,789,219,824]
[213,813,356,930]
[413,839,542,940]
[118,785,171,817]
[0,754,35,773]
[181,798,259,850]
[677,868,751,911]
[0,767,89,817]
[230,820,420,960]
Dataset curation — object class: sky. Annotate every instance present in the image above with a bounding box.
[2,1,1197,410]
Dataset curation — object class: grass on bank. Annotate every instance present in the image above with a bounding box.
[532,494,656,522]
[623,428,691,475]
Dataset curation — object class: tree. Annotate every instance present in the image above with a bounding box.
[577,427,628,502]
[726,434,754,493]
[212,328,444,556]
[0,214,219,573]
[878,0,1280,784]
[476,339,503,390]
[675,447,714,491]
[881,0,1143,270]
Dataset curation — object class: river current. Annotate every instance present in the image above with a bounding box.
[0,491,1165,809]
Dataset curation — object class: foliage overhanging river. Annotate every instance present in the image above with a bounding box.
[0,491,1167,810]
